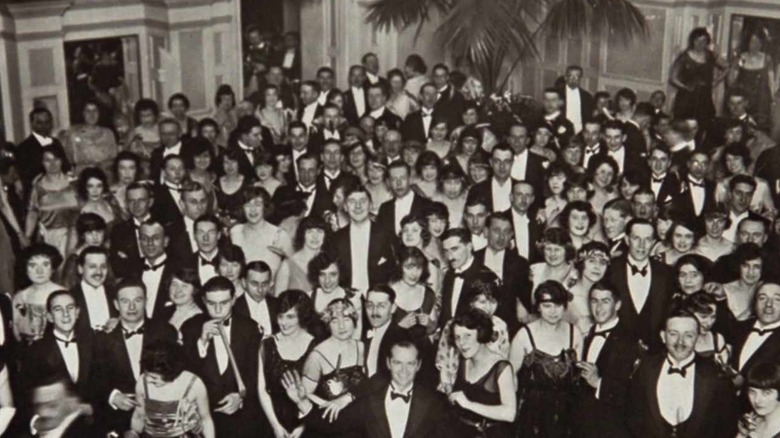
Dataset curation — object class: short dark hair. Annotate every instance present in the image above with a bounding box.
[684,291,717,315]
[441,227,471,245]
[113,151,141,179]
[170,267,201,293]
[560,200,597,231]
[729,174,757,192]
[141,338,185,382]
[450,308,494,345]
[115,278,147,297]
[541,227,576,262]
[393,247,430,284]
[747,362,780,397]
[589,280,621,302]
[236,115,261,137]
[24,243,64,272]
[534,280,572,311]
[307,251,341,287]
[216,244,246,274]
[77,245,108,267]
[277,289,316,329]
[367,284,397,303]
[240,185,273,217]
[665,307,700,332]
[133,98,160,125]
[399,214,431,246]
[76,213,107,242]
[167,93,190,110]
[405,54,427,74]
[616,88,638,106]
[46,290,76,313]
[202,276,236,297]
[294,216,329,252]
[246,260,272,277]
[734,242,763,266]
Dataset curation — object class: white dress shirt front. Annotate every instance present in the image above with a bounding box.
[350,221,371,295]
[512,209,530,259]
[385,384,413,438]
[608,147,626,174]
[142,255,166,318]
[585,317,619,364]
[394,192,415,234]
[80,281,111,329]
[301,102,319,129]
[657,354,695,426]
[738,320,780,370]
[484,248,505,279]
[366,322,390,377]
[54,331,79,383]
[510,150,529,181]
[724,210,748,243]
[565,87,583,133]
[688,178,706,216]
[626,256,651,313]
[421,107,434,138]
[245,296,273,336]
[198,320,231,374]
[451,257,474,315]
[491,178,512,212]
[197,251,218,285]
[351,87,366,117]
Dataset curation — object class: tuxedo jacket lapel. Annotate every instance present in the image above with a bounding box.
[645,357,665,431]
[686,361,712,437]
[741,330,780,373]
[404,388,431,437]
[368,390,392,438]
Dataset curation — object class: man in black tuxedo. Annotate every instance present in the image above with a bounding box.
[362,52,389,89]
[164,180,210,264]
[627,310,738,438]
[271,153,334,223]
[671,150,716,220]
[507,123,547,197]
[343,65,370,126]
[581,119,605,169]
[363,285,414,381]
[149,118,193,182]
[72,246,116,333]
[150,154,186,225]
[317,139,360,194]
[16,108,69,202]
[508,180,544,263]
[283,340,454,438]
[133,219,178,319]
[601,119,647,177]
[94,280,172,435]
[432,63,466,127]
[181,277,262,438]
[439,227,500,328]
[109,182,152,280]
[377,161,433,237]
[721,175,764,243]
[561,65,595,135]
[331,185,397,296]
[309,104,347,150]
[401,83,442,142]
[602,198,632,259]
[380,129,404,165]
[729,283,780,386]
[631,189,657,221]
[468,143,518,213]
[574,282,644,437]
[315,66,336,106]
[608,219,674,351]
[297,80,323,131]
[712,218,780,285]
[227,116,274,179]
[473,212,528,335]
[645,144,679,208]
[233,261,279,336]
[541,87,575,139]
[287,121,317,184]
[192,214,223,285]
[24,291,97,415]
[366,83,402,130]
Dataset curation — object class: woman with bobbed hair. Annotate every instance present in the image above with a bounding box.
[390,246,438,337]
[510,280,582,437]
[723,242,764,322]
[13,242,65,342]
[426,117,453,161]
[659,217,701,266]
[109,151,141,217]
[129,337,214,438]
[258,289,316,438]
[212,84,238,148]
[399,213,441,294]
[216,243,247,297]
[738,362,780,438]
[715,145,775,218]
[230,185,292,276]
[559,200,598,250]
[448,308,516,438]
[386,68,419,120]
[159,267,203,333]
[586,154,620,217]
[529,228,578,299]
[566,241,610,333]
[672,253,713,300]
[58,212,108,289]
[301,298,366,421]
[414,150,443,199]
[694,205,735,262]
[275,215,328,295]
[77,166,120,227]
[432,163,469,228]
[450,125,482,178]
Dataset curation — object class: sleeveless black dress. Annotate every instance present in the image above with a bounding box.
[516,325,579,437]
[260,336,316,437]
[452,360,514,438]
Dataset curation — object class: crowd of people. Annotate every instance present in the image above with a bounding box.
[0,24,779,437]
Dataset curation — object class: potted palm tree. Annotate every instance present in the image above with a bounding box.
[365,0,648,95]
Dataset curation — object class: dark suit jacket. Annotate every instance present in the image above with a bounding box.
[627,355,738,438]
[729,318,780,377]
[574,322,644,438]
[127,261,177,319]
[511,151,548,201]
[467,178,519,213]
[296,103,324,127]
[505,208,544,264]
[149,141,194,183]
[316,170,360,195]
[226,128,274,179]
[15,135,68,202]
[270,181,334,223]
[670,177,717,219]
[232,295,279,335]
[642,172,681,208]
[302,381,454,438]
[108,219,143,281]
[608,257,673,351]
[473,248,528,336]
[439,261,500,328]
[71,284,117,334]
[181,314,262,436]
[597,144,648,178]
[331,221,397,290]
[150,184,184,226]
[401,107,443,142]
[434,85,467,127]
[561,86,595,129]
[369,107,403,131]
[362,323,410,380]
[24,330,96,402]
[376,192,433,237]
[344,87,369,125]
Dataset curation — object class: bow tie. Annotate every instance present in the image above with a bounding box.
[453,271,467,279]
[422,110,433,117]
[200,255,217,267]
[592,328,614,340]
[123,326,145,339]
[652,176,665,183]
[221,318,231,327]
[298,186,315,195]
[390,391,411,403]
[628,262,648,277]
[165,184,182,192]
[55,335,76,348]
[144,261,165,271]
[585,146,599,154]
[751,326,778,336]
[667,358,694,378]
[688,179,704,188]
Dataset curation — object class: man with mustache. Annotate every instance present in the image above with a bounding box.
[729,283,780,386]
[627,309,738,437]
[72,246,117,334]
